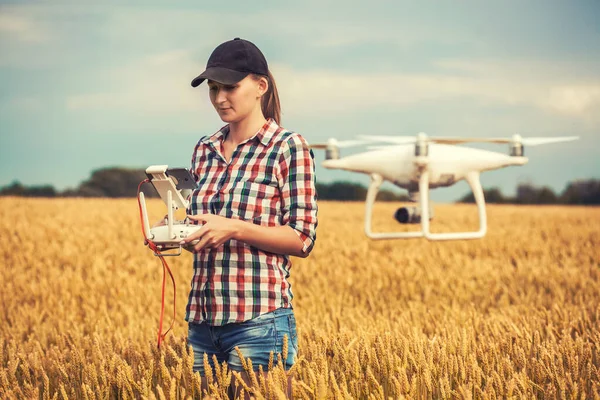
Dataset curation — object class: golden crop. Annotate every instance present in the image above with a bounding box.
[1,197,599,399]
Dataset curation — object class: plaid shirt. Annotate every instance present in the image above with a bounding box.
[185,119,318,326]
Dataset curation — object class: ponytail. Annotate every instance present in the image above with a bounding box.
[252,72,281,125]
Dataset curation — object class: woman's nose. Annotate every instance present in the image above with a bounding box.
[215,88,227,104]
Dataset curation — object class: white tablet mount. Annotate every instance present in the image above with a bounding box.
[138,165,201,256]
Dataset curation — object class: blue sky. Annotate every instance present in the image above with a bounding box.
[1,0,599,202]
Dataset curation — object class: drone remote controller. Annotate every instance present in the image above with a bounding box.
[138,165,201,255]
[146,220,201,251]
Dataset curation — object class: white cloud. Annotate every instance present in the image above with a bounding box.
[433,59,600,122]
[4,4,598,132]
[66,49,203,113]
[545,85,600,120]
[63,57,600,130]
[0,3,479,68]
[274,61,600,125]
[62,48,223,134]
[0,4,92,68]
[0,11,50,43]
[308,21,480,49]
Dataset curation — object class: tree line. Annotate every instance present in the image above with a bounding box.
[1,167,598,204]
[0,167,406,201]
[457,180,600,205]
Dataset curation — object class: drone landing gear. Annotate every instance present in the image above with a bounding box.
[364,171,487,241]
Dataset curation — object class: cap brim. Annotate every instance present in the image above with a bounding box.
[191,67,249,87]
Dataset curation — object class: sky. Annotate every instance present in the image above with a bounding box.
[1,0,599,202]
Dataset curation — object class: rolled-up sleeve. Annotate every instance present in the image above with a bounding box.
[277,134,318,255]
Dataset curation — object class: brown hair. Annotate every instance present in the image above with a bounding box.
[251,71,281,125]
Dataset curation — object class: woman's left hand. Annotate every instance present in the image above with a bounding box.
[181,214,242,252]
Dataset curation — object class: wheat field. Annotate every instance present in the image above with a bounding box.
[0,197,599,399]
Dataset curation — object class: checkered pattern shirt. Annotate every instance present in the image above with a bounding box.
[185,119,318,326]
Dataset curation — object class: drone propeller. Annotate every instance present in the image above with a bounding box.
[358,135,417,145]
[358,133,579,146]
[517,136,579,146]
[310,138,373,160]
[310,138,370,149]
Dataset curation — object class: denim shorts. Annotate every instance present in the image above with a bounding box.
[187,308,299,376]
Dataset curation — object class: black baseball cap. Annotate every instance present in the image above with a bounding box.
[191,38,269,87]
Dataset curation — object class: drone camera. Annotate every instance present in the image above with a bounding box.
[395,207,420,224]
[394,206,434,224]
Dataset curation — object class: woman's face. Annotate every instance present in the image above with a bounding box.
[207,76,266,123]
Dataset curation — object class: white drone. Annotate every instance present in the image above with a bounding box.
[311,133,578,241]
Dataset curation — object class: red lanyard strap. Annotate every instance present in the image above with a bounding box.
[137,179,177,348]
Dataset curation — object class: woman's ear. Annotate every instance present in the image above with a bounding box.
[257,76,269,97]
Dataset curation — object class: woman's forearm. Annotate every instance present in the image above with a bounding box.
[234,221,307,258]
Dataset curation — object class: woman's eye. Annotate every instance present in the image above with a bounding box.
[223,85,237,91]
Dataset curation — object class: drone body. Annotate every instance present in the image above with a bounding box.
[312,134,578,241]
[322,144,528,192]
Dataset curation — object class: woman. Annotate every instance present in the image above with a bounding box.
[181,37,318,395]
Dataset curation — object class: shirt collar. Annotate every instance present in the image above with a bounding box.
[201,118,279,147]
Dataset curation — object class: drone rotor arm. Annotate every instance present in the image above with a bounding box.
[357,135,416,144]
